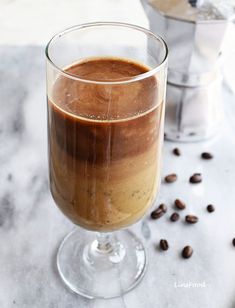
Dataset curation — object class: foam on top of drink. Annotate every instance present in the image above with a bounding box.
[52,57,159,121]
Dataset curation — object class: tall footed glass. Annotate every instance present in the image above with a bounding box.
[46,22,168,299]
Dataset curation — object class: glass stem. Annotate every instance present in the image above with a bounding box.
[94,232,113,254]
[85,232,125,265]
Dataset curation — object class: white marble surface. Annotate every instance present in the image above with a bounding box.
[1,1,235,307]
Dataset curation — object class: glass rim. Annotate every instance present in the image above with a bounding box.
[45,21,168,85]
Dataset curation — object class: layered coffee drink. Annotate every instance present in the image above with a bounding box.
[48,57,164,231]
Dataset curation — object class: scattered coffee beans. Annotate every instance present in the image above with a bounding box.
[160,239,169,251]
[201,152,213,160]
[175,199,186,210]
[189,173,202,184]
[165,173,177,183]
[154,148,215,259]
[173,148,181,156]
[207,204,215,213]
[170,212,180,222]
[182,246,193,259]
[185,215,198,224]
[151,204,167,219]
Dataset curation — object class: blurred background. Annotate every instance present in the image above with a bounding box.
[0,0,148,44]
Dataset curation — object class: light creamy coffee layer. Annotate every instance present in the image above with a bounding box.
[48,57,164,231]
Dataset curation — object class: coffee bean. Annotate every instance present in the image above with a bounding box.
[160,239,169,251]
[189,173,202,184]
[232,238,235,247]
[170,212,180,222]
[175,199,186,210]
[151,208,164,219]
[185,215,198,224]
[151,204,167,219]
[182,246,193,259]
[165,173,177,183]
[173,148,181,156]
[159,203,167,213]
[201,152,213,160]
[207,204,215,213]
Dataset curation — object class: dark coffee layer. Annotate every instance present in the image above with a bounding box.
[49,57,159,164]
[49,104,160,164]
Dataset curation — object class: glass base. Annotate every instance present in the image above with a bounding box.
[57,228,147,299]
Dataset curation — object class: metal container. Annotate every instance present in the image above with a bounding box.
[141,0,235,141]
